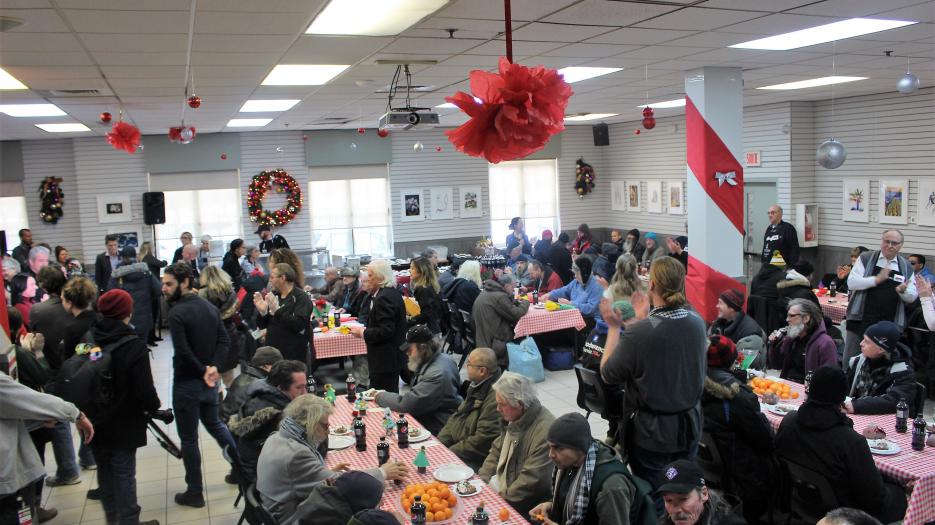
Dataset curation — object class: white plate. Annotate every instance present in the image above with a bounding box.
[362,389,379,401]
[329,426,350,436]
[532,303,545,309]
[768,404,797,416]
[433,464,474,483]
[328,435,354,450]
[313,327,322,333]
[867,439,901,455]
[452,479,484,497]
[408,428,432,442]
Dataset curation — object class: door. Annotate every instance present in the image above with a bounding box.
[745,182,777,256]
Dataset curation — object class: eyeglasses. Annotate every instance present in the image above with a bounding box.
[466,363,485,369]
[787,313,802,319]
[882,240,902,246]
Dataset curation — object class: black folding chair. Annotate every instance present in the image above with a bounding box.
[695,432,726,490]
[221,445,250,524]
[781,459,839,524]
[442,300,464,356]
[244,482,277,525]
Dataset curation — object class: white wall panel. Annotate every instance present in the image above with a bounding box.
[21,139,84,259]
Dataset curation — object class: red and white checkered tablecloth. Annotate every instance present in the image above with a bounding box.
[313,329,368,359]
[514,304,586,338]
[325,398,529,524]
[761,379,934,525]
[818,294,849,325]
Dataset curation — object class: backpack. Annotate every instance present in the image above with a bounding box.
[588,460,659,525]
[54,333,136,424]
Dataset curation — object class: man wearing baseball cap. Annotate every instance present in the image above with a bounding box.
[844,320,917,415]
[255,224,290,254]
[657,459,744,525]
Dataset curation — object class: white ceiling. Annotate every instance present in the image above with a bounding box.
[0,0,932,140]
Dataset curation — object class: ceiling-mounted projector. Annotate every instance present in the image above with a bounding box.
[379,109,439,131]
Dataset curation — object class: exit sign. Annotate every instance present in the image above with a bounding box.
[745,151,761,167]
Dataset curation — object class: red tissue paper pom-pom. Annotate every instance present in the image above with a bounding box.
[106,121,142,154]
[444,57,573,164]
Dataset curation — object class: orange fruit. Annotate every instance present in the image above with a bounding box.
[447,495,457,506]
[434,503,446,513]
[444,508,453,520]
[791,392,799,399]
[499,508,510,521]
[780,392,789,399]
[439,488,451,499]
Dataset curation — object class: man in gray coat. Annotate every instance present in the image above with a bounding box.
[375,325,462,434]
[472,274,529,367]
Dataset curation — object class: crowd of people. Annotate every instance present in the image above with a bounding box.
[2,206,933,525]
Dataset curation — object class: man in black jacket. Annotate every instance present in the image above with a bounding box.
[161,263,238,508]
[761,205,799,266]
[549,232,574,285]
[221,238,246,290]
[350,259,407,393]
[255,263,313,367]
[28,265,71,371]
[93,234,120,292]
[844,321,917,415]
[90,289,163,525]
[220,346,283,422]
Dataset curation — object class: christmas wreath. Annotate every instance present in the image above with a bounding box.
[39,176,64,223]
[247,169,302,227]
[574,158,595,198]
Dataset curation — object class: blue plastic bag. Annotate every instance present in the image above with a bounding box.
[508,337,546,383]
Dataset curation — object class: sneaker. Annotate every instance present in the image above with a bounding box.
[87,488,102,500]
[45,475,81,487]
[37,507,58,523]
[224,472,237,485]
[174,491,205,508]
[81,463,98,471]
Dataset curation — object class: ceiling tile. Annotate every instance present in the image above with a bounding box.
[542,0,682,25]
[510,22,616,43]
[191,52,282,66]
[542,43,642,58]
[789,0,927,17]
[81,33,188,52]
[197,0,326,12]
[636,8,764,31]
[663,31,758,47]
[0,51,93,66]
[434,54,499,67]
[465,39,566,56]
[700,0,819,11]
[281,35,392,64]
[379,37,486,55]
[194,12,310,35]
[0,32,82,51]
[849,22,935,42]
[718,13,843,34]
[3,65,101,80]
[437,0,579,21]
[94,52,186,66]
[583,27,698,45]
[55,0,190,9]
[0,9,69,32]
[64,9,190,33]
[876,3,935,23]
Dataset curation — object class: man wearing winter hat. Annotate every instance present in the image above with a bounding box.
[530,413,653,525]
[844,320,917,415]
[708,288,766,369]
[775,366,907,523]
[220,346,283,422]
[639,232,666,269]
[293,470,385,525]
[657,459,744,525]
[90,289,163,525]
[622,229,645,262]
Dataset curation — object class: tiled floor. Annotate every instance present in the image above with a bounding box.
[40,339,606,525]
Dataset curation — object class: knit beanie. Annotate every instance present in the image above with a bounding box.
[541,229,553,239]
[769,250,787,269]
[706,335,737,369]
[335,471,384,513]
[808,365,847,405]
[97,289,133,320]
[547,413,593,453]
[863,321,902,355]
[612,300,635,322]
[645,232,657,241]
[719,288,745,312]
[349,509,400,525]
[628,228,640,240]
[251,346,283,367]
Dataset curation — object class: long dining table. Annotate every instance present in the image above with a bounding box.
[760,378,934,525]
[324,396,529,524]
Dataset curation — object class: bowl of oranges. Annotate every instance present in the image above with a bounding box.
[399,482,461,523]
[748,377,799,402]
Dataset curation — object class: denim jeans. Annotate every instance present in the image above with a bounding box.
[49,421,80,480]
[79,441,96,468]
[173,378,238,495]
[93,446,140,525]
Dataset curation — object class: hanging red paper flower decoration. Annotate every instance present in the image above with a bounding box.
[247,169,303,227]
[642,107,656,130]
[444,57,573,163]
[106,121,141,154]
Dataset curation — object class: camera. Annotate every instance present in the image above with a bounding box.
[147,408,175,425]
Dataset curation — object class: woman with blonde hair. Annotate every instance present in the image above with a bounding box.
[198,265,243,387]
[350,259,407,392]
[269,247,304,288]
[605,254,645,303]
[408,256,442,335]
[441,259,482,313]
[137,241,167,278]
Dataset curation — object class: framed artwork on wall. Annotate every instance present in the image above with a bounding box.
[430,187,453,220]
[611,181,626,211]
[667,181,684,215]
[647,181,663,213]
[460,186,483,218]
[842,179,869,223]
[626,181,641,211]
[400,189,425,222]
[796,203,818,247]
[97,194,132,224]
[918,179,935,227]
[878,179,908,225]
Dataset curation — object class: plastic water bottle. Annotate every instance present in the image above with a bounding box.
[896,398,909,433]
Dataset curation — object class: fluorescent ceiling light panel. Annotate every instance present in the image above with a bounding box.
[638,98,685,109]
[35,123,90,133]
[435,97,482,108]
[0,67,27,90]
[557,67,622,83]
[261,65,350,86]
[564,113,618,122]
[240,99,300,112]
[227,118,272,127]
[307,0,448,36]
[730,18,917,51]
[0,104,66,117]
[757,76,866,90]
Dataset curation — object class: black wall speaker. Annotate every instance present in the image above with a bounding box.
[592,123,609,146]
[143,192,166,225]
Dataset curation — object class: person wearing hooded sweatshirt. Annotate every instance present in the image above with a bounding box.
[109,246,162,343]
[844,321,917,415]
[639,233,666,270]
[543,256,604,322]
[769,298,838,383]
[701,336,774,524]
[220,346,283,422]
[775,366,907,523]
[293,471,384,525]
[472,273,530,367]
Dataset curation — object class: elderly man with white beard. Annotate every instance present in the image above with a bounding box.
[374,325,462,434]
[768,298,838,383]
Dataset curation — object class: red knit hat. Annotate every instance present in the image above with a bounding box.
[706,335,737,369]
[718,288,745,312]
[98,289,134,320]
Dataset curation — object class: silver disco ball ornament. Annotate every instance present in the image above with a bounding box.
[816,138,847,169]
[896,72,920,94]
[413,141,424,152]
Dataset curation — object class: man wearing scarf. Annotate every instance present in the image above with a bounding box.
[530,413,656,525]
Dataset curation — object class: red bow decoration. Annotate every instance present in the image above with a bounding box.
[444,57,573,163]
[106,121,142,154]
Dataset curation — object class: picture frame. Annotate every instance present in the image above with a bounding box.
[647,181,663,213]
[878,179,908,225]
[917,179,935,227]
[611,180,626,211]
[430,187,453,220]
[97,194,132,224]
[626,181,641,212]
[460,185,483,218]
[667,180,684,215]
[841,178,869,223]
[108,229,141,251]
[400,189,425,222]
[796,203,818,247]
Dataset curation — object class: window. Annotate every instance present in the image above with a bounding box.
[154,189,242,258]
[0,196,29,252]
[488,159,559,247]
[309,178,391,256]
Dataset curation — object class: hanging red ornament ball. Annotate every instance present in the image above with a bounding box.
[377,128,389,138]
[634,129,641,135]
[642,117,656,130]
[642,107,654,118]
[436,146,442,152]
[99,111,112,124]
[357,127,366,135]
[187,95,202,109]
[303,135,309,141]
[220,153,228,160]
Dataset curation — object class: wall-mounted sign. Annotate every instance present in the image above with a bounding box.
[745,151,761,167]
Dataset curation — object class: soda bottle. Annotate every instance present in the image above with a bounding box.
[306,374,316,394]
[532,289,539,305]
[334,312,342,327]
[377,436,390,465]
[397,413,409,449]
[353,411,367,452]
[829,280,837,297]
[912,415,926,451]
[471,504,490,524]
[410,495,427,524]
[896,398,909,433]
[346,374,356,402]
[16,494,32,525]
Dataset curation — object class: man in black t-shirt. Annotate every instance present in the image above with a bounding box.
[761,205,799,266]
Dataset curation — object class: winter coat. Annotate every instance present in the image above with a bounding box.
[772,321,838,382]
[547,276,604,320]
[94,252,118,292]
[316,278,345,305]
[761,220,799,266]
[408,284,442,334]
[222,251,245,290]
[228,379,292,481]
[88,317,161,450]
[750,265,785,301]
[623,241,645,263]
[548,442,639,525]
[220,363,267,422]
[362,287,407,375]
[549,243,574,284]
[776,271,819,310]
[594,243,621,281]
[110,262,161,341]
[376,351,463,434]
[531,266,564,295]
[701,368,774,513]
[437,369,504,471]
[293,483,358,525]
[846,343,917,415]
[142,254,167,279]
[533,239,552,265]
[708,312,767,369]
[774,401,892,519]
[199,287,244,373]
[472,280,529,366]
[60,310,97,363]
[441,277,481,314]
[639,244,666,269]
[240,272,267,329]
[257,286,313,364]
[478,402,555,518]
[571,236,592,257]
[27,296,72,371]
